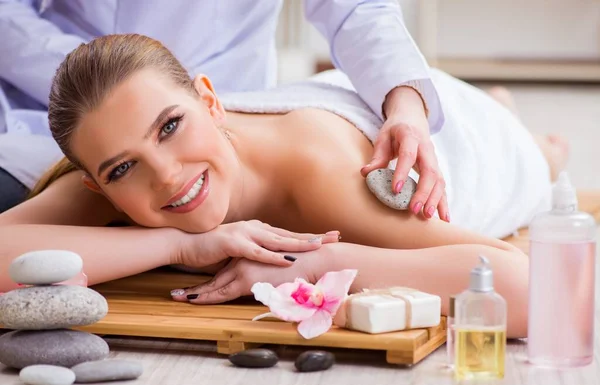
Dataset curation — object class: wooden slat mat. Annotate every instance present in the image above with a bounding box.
[13,191,600,365]
[79,270,447,365]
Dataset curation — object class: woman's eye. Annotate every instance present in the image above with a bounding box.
[159,117,180,138]
[108,161,134,181]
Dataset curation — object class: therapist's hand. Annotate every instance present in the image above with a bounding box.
[361,86,449,222]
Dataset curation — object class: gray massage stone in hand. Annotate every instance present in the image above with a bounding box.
[366,168,417,210]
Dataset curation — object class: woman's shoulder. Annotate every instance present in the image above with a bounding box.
[0,170,125,227]
[276,108,373,165]
[271,109,374,198]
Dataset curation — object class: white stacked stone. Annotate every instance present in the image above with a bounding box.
[0,250,144,384]
[0,251,109,375]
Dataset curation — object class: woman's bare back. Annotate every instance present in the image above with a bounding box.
[240,108,517,253]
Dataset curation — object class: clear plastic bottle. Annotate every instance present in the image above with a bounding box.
[446,295,456,368]
[528,172,596,367]
[454,256,507,380]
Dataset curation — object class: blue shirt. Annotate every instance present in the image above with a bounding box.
[0,0,444,188]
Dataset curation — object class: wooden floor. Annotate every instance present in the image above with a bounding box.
[1,83,600,384]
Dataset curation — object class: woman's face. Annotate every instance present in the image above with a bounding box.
[72,68,238,232]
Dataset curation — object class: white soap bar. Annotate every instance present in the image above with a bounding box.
[335,287,441,334]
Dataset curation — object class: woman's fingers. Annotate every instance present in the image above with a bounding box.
[257,230,341,252]
[262,224,340,245]
[190,268,237,296]
[188,280,243,305]
[170,260,237,301]
[259,234,322,253]
[264,224,340,243]
[232,239,298,266]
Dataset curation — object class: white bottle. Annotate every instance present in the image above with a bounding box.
[528,172,596,367]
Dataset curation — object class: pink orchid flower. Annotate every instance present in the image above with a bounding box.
[251,269,357,339]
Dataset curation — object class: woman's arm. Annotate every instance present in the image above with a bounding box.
[178,239,527,338]
[0,170,182,292]
[0,224,183,292]
[315,242,528,338]
[0,170,338,292]
[181,240,527,337]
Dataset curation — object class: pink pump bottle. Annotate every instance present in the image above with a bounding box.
[528,172,596,367]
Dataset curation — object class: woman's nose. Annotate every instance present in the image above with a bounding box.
[150,156,183,191]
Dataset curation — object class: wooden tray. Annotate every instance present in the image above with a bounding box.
[75,270,447,365]
[8,190,600,366]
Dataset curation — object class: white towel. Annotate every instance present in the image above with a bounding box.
[220,69,551,239]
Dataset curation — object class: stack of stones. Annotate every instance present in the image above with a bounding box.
[0,250,143,384]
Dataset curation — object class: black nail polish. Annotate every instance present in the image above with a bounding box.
[284,255,297,262]
[187,294,199,300]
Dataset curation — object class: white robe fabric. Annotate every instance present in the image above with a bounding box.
[220,69,551,239]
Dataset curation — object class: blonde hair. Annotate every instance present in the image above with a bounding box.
[33,34,195,197]
[48,33,194,170]
[27,157,77,199]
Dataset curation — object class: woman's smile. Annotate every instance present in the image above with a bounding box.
[162,170,210,214]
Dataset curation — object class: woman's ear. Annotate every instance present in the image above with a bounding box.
[81,174,103,194]
[81,174,123,212]
[192,74,226,123]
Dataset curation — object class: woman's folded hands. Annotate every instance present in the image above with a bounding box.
[170,245,334,305]
[170,219,340,271]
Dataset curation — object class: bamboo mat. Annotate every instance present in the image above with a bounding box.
[81,270,447,365]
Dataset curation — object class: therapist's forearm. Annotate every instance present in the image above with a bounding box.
[0,224,182,292]
[314,242,528,337]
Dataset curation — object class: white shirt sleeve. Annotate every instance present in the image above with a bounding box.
[0,0,86,106]
[303,0,444,133]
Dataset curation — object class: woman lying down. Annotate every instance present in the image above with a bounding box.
[0,34,569,338]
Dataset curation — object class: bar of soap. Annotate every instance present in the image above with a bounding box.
[333,287,441,334]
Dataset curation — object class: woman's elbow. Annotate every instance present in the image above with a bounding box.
[495,249,529,338]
